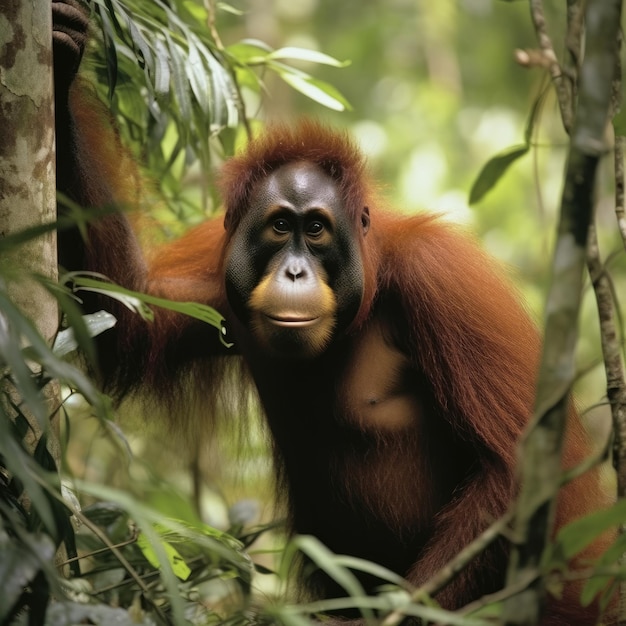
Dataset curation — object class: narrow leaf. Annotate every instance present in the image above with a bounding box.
[469,145,529,205]
[227,39,272,65]
[217,2,244,16]
[53,311,117,358]
[553,498,626,559]
[182,28,212,115]
[137,531,191,581]
[96,4,119,99]
[276,70,351,111]
[268,47,350,67]
[126,18,153,72]
[524,90,546,145]
[165,33,192,122]
[182,0,208,22]
[292,536,369,604]
[153,37,171,97]
[0,533,55,620]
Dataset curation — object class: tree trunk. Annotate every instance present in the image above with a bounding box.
[503,0,623,623]
[0,0,62,539]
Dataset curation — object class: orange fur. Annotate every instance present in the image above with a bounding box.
[59,106,614,623]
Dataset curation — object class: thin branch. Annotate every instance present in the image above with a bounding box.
[379,513,513,626]
[563,0,583,113]
[59,532,139,566]
[610,29,625,247]
[378,435,611,626]
[71,508,173,625]
[455,572,540,624]
[616,138,626,246]
[205,0,225,51]
[503,0,622,624]
[529,0,574,132]
[587,226,626,622]
[587,228,626,493]
[601,25,626,623]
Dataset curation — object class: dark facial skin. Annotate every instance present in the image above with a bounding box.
[224,162,368,358]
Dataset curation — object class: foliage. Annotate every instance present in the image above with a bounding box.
[468,91,545,205]
[0,259,258,624]
[84,0,350,220]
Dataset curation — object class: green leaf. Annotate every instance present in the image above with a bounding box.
[574,520,626,607]
[72,273,150,315]
[227,39,272,65]
[184,30,212,115]
[217,2,244,16]
[153,37,171,97]
[75,480,253,575]
[553,498,626,560]
[285,535,372,621]
[96,5,119,99]
[50,280,100,368]
[0,298,48,430]
[201,46,240,128]
[137,530,191,581]
[126,18,153,72]
[273,67,351,111]
[291,595,493,625]
[331,555,409,588]
[524,90,546,145]
[0,532,55,621]
[165,32,192,122]
[52,311,117,358]
[182,0,208,22]
[268,47,350,67]
[71,275,230,347]
[0,429,55,534]
[581,573,619,608]
[0,218,61,253]
[469,145,529,205]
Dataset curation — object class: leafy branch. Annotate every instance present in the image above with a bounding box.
[502,1,623,624]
